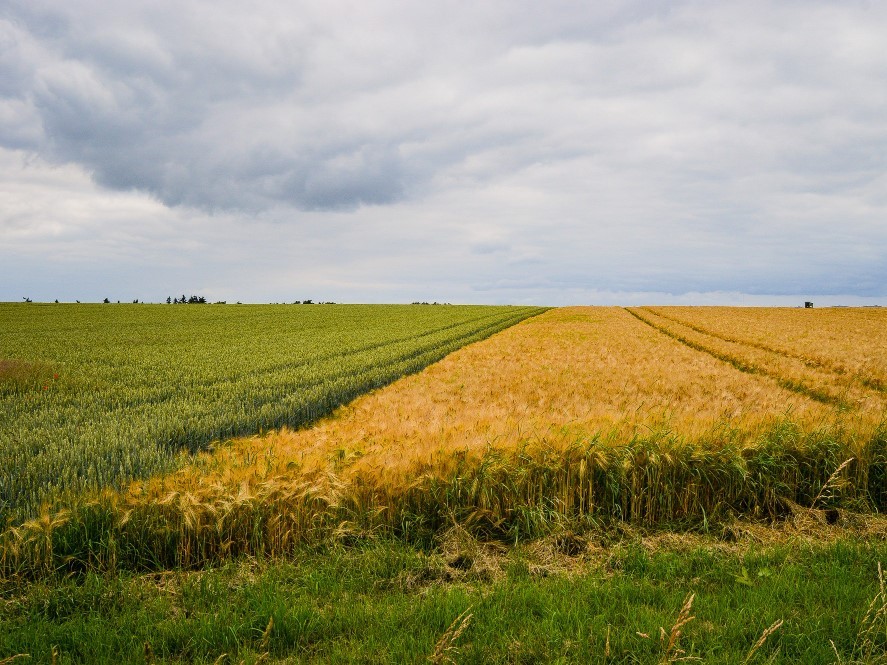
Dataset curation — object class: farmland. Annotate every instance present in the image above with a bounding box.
[629,307,887,413]
[641,306,887,391]
[2,305,886,663]
[0,303,545,524]
[3,306,884,571]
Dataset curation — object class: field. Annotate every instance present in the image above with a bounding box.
[203,305,885,482]
[629,307,887,413]
[2,305,886,663]
[641,306,887,392]
[96,306,882,565]
[0,303,545,524]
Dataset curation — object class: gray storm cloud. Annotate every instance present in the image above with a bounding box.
[1,0,886,302]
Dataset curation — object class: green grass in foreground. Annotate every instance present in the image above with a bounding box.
[1,535,885,664]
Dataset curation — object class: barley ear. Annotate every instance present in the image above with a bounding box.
[428,607,474,664]
[742,618,783,664]
[811,458,853,508]
[0,655,31,665]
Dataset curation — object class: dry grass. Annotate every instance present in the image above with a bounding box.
[428,607,473,664]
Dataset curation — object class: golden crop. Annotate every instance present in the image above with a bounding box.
[644,306,887,390]
[146,306,880,492]
[0,303,543,523]
[4,306,885,576]
[633,307,887,415]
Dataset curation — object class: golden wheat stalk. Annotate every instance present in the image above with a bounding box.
[428,607,473,664]
[811,458,854,508]
[742,618,783,664]
[0,655,31,665]
[660,592,697,664]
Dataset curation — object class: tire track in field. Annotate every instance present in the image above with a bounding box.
[623,307,849,408]
[642,307,829,370]
[643,307,887,396]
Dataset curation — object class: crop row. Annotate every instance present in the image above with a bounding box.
[626,307,886,414]
[3,419,885,577]
[0,304,546,524]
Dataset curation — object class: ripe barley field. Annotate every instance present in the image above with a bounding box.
[629,307,887,413]
[210,305,885,482]
[643,305,887,390]
[3,306,884,577]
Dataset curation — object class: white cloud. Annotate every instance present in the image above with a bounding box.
[1,0,885,303]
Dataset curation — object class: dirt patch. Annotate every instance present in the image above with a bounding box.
[0,359,31,377]
[0,359,55,390]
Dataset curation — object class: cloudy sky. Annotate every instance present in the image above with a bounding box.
[2,0,885,305]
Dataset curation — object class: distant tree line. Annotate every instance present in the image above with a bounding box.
[20,296,345,305]
[167,295,207,304]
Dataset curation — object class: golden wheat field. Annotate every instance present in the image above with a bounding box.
[646,305,887,388]
[5,306,886,575]
[143,306,885,492]
[629,307,887,416]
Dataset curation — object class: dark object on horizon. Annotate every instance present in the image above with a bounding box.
[804,301,813,308]
[22,297,32,303]
[103,298,110,304]
[170,295,207,304]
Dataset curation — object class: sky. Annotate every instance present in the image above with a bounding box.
[2,0,885,306]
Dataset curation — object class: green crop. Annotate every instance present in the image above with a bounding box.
[0,303,545,524]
